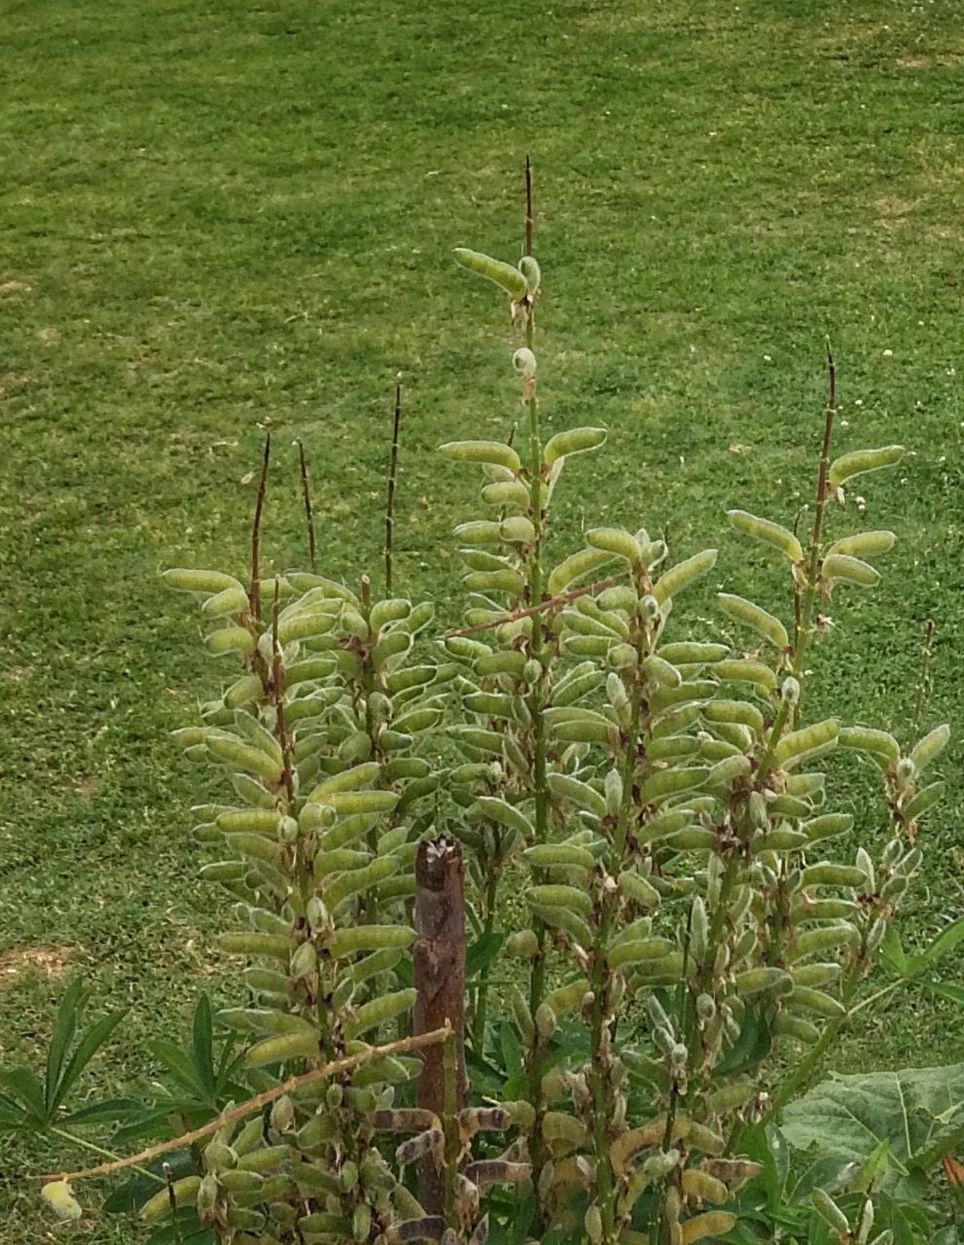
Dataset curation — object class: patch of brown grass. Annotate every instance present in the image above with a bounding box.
[0,945,75,989]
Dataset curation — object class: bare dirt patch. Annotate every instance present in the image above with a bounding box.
[0,945,75,988]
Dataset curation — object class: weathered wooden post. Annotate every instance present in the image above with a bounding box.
[413,837,467,1217]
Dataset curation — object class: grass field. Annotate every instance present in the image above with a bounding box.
[1,0,962,1238]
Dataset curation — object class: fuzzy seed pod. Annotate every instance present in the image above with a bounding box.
[543,425,607,465]
[727,510,803,561]
[141,1177,202,1223]
[812,1188,851,1235]
[453,247,528,300]
[512,347,537,379]
[828,444,905,488]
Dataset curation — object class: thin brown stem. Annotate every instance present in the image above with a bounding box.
[443,571,630,638]
[385,383,402,594]
[271,578,295,802]
[911,618,935,737]
[296,439,317,573]
[248,432,271,623]
[38,1028,450,1184]
[524,154,534,257]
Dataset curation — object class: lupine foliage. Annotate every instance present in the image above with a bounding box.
[16,202,957,1245]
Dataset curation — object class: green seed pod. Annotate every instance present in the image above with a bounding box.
[219,1168,263,1192]
[439,439,522,472]
[218,931,292,960]
[205,627,257,658]
[789,986,846,1018]
[822,553,880,588]
[618,869,662,908]
[518,254,541,294]
[508,984,534,1043]
[586,526,642,563]
[643,654,683,688]
[910,723,950,773]
[713,660,777,691]
[299,1212,353,1236]
[328,924,415,958]
[526,883,593,915]
[218,809,282,836]
[547,547,615,597]
[544,774,607,819]
[543,425,607,466]
[706,753,752,787]
[352,1203,372,1242]
[453,247,528,299]
[812,1188,851,1235]
[471,795,535,838]
[903,780,944,822]
[652,549,718,605]
[705,700,764,732]
[544,977,591,1016]
[716,593,789,649]
[324,857,399,911]
[585,1205,604,1245]
[455,520,504,545]
[523,843,595,871]
[481,477,531,508]
[344,989,417,1040]
[505,929,540,958]
[609,937,677,969]
[499,514,536,544]
[666,827,717,851]
[681,1211,738,1244]
[207,735,280,783]
[223,674,264,710]
[826,530,897,559]
[696,994,717,1024]
[164,568,245,595]
[753,827,809,853]
[804,813,854,843]
[734,967,792,997]
[141,1176,203,1222]
[277,609,339,645]
[774,1013,820,1043]
[565,634,614,658]
[530,902,594,947]
[704,1080,753,1112]
[790,924,859,958]
[801,862,866,888]
[792,962,842,988]
[535,1002,557,1041]
[542,1111,588,1155]
[640,767,709,804]
[828,444,905,488]
[690,897,708,962]
[727,510,803,561]
[245,1029,318,1067]
[775,718,840,768]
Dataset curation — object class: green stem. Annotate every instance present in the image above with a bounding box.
[48,1127,162,1185]
[471,861,501,1050]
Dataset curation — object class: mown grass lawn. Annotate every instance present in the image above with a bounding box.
[1,0,961,1238]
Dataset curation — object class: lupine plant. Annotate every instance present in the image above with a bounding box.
[21,169,956,1245]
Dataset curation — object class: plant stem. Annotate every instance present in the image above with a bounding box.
[296,438,317,573]
[791,347,837,692]
[471,858,501,1050]
[40,1029,451,1184]
[47,1127,162,1185]
[385,383,402,594]
[248,432,271,624]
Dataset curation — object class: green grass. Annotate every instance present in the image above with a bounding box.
[1,0,962,1237]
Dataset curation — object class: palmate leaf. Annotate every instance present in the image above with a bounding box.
[52,1006,127,1112]
[783,1064,964,1198]
[45,978,86,1112]
[0,1065,48,1126]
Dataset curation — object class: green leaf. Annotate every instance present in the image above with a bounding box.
[920,980,964,1008]
[147,1040,208,1098]
[716,1007,772,1076]
[466,932,505,979]
[0,1066,48,1125]
[783,1063,964,1198]
[60,1098,142,1127]
[879,926,909,977]
[921,917,964,967]
[53,1008,127,1111]
[191,995,215,1099]
[45,978,86,1112]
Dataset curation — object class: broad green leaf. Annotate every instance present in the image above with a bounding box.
[879,926,909,977]
[922,917,964,967]
[920,981,964,1008]
[146,1039,208,1098]
[60,1097,142,1127]
[466,932,504,978]
[0,1066,48,1125]
[46,978,86,1112]
[716,1007,772,1076]
[783,1064,964,1198]
[191,995,215,1099]
[53,1008,127,1110]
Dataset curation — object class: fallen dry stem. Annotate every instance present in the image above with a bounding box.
[38,1026,450,1185]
